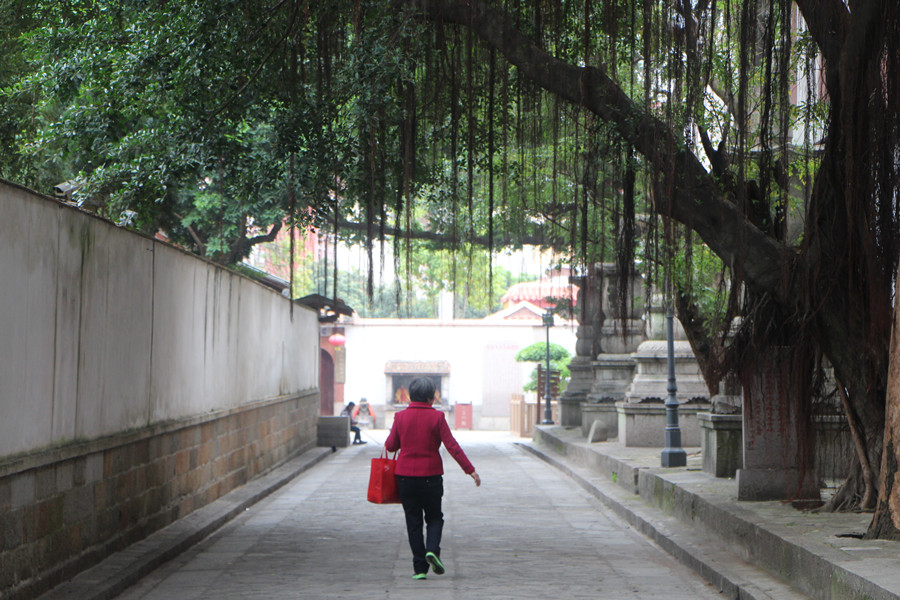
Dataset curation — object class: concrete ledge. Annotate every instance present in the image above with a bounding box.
[529,426,900,600]
[37,447,333,600]
[533,426,642,493]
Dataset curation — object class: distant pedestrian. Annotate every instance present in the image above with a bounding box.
[385,377,481,580]
[341,402,366,445]
[354,397,376,428]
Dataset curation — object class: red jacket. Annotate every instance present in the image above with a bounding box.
[385,402,475,477]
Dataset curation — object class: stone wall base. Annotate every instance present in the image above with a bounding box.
[736,467,819,501]
[0,392,317,600]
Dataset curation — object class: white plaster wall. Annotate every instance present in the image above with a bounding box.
[341,318,576,424]
[0,180,318,457]
[1,184,58,452]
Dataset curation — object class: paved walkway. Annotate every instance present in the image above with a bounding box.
[107,431,723,600]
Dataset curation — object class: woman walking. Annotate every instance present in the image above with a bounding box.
[384,377,481,580]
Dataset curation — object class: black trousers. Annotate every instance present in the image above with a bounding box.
[396,475,444,575]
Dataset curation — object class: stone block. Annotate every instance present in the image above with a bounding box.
[699,412,743,478]
[11,472,35,508]
[317,416,350,448]
[63,486,94,525]
[739,348,819,501]
[84,454,103,484]
[34,467,57,501]
[201,422,215,443]
[133,439,150,465]
[1,507,24,550]
[35,496,64,539]
[587,420,608,443]
[176,450,190,475]
[179,428,199,450]
[616,400,709,447]
[104,446,131,478]
[0,479,11,508]
[55,462,74,494]
[198,440,214,466]
[581,401,619,439]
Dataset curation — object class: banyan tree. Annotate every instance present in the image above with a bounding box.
[2,0,898,537]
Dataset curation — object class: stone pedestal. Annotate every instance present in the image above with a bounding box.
[584,354,638,439]
[559,356,593,427]
[624,340,709,403]
[699,413,743,477]
[559,271,597,428]
[737,348,819,501]
[616,399,709,447]
[599,319,646,354]
[594,262,646,354]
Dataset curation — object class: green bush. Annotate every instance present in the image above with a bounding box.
[515,342,571,393]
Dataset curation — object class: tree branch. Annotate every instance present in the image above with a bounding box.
[174,212,207,255]
[219,219,283,265]
[794,0,849,69]
[401,0,790,297]
[320,215,554,248]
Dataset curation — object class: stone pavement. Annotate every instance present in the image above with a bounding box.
[41,429,734,600]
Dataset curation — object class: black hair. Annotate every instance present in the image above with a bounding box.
[409,377,436,403]
[346,401,356,409]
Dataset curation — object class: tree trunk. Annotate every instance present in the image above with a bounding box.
[866,261,900,540]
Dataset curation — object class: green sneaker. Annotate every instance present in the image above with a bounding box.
[425,552,445,575]
[412,573,427,580]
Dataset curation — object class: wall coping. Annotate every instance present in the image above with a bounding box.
[615,401,711,414]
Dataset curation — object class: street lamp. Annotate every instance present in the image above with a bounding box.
[661,310,687,467]
[542,310,554,424]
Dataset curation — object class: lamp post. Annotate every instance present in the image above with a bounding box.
[661,310,687,467]
[542,310,554,424]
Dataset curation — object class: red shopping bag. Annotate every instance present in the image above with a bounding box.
[367,450,400,504]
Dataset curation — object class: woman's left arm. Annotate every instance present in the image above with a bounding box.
[438,416,475,474]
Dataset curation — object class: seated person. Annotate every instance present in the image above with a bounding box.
[340,402,366,444]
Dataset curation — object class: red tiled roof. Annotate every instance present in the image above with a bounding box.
[500,276,578,307]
